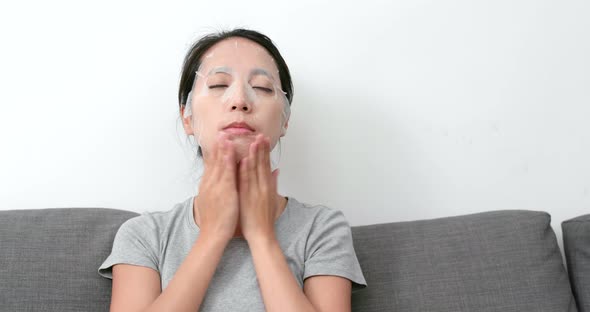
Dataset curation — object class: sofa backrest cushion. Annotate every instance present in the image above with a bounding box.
[563,213,590,312]
[0,208,138,312]
[351,210,577,312]
[0,207,579,312]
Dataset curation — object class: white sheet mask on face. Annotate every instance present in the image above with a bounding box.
[182,55,291,173]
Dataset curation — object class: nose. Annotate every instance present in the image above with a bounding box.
[228,84,252,112]
[231,101,250,112]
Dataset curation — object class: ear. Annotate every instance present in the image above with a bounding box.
[280,118,289,137]
[180,106,194,136]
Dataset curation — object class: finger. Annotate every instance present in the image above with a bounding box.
[239,139,254,194]
[257,136,270,186]
[255,135,264,168]
[248,135,260,187]
[263,137,271,173]
[203,132,220,168]
[239,156,249,193]
[210,132,227,182]
[222,139,236,185]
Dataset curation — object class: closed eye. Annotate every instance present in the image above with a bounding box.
[254,87,273,93]
[209,85,228,89]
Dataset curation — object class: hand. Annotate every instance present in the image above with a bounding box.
[238,134,280,242]
[195,132,240,242]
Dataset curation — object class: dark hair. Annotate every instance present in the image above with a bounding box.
[178,28,294,158]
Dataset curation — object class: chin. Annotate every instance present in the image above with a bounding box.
[232,144,251,160]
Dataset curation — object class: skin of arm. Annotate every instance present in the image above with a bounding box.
[112,136,353,312]
[145,233,228,312]
[111,133,240,312]
[239,135,353,312]
[248,234,353,312]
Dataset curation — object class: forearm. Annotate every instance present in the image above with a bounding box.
[144,233,228,312]
[248,235,317,312]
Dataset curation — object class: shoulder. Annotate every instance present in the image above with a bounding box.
[287,197,351,232]
[289,196,348,219]
[117,196,192,239]
[287,197,368,291]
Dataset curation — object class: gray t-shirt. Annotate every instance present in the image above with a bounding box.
[98,195,367,310]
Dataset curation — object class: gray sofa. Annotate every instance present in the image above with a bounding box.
[1,207,588,312]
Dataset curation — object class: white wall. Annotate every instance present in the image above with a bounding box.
[0,0,588,255]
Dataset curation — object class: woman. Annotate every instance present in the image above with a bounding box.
[98,28,367,312]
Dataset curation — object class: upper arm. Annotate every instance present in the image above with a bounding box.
[111,263,161,312]
[304,275,352,312]
[303,208,367,300]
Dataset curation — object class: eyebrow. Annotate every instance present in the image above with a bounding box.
[250,68,274,81]
[207,66,233,76]
[207,66,275,81]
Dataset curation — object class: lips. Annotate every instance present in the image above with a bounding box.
[223,121,255,131]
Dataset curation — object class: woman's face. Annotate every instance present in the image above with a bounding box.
[182,37,290,163]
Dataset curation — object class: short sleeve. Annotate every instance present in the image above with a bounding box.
[97,216,160,279]
[303,207,368,292]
